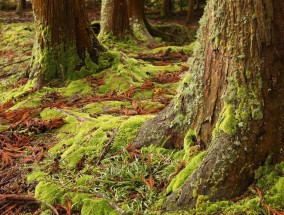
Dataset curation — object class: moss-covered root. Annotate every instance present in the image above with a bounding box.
[163,133,251,211]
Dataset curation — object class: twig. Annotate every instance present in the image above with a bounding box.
[129,55,175,62]
[53,107,94,122]
[0,194,59,215]
[0,58,30,70]
[256,187,284,215]
[96,128,118,165]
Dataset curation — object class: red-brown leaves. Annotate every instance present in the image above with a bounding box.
[56,199,72,215]
[4,107,38,126]
[23,146,44,164]
[0,114,65,169]
[0,150,22,167]
[152,70,184,84]
[0,194,59,215]
[86,76,105,86]
[142,174,155,189]
[24,118,66,133]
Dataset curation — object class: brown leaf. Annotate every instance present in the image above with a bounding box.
[141,176,151,189]
[149,174,155,189]
[142,174,155,189]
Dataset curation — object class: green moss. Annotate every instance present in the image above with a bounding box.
[76,175,94,186]
[219,103,237,135]
[81,198,119,215]
[183,129,196,152]
[0,125,9,131]
[40,107,64,120]
[1,80,34,102]
[60,80,93,97]
[192,161,284,214]
[83,50,117,75]
[96,56,181,95]
[270,177,284,207]
[71,193,92,205]
[166,151,206,194]
[112,115,154,150]
[146,42,196,56]
[82,101,132,115]
[153,23,196,45]
[27,171,46,182]
[60,129,108,169]
[32,43,82,82]
[35,181,65,206]
[195,195,209,210]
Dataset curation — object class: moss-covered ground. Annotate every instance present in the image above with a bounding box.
[0,10,283,215]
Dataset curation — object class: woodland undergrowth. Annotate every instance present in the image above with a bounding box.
[0,15,283,215]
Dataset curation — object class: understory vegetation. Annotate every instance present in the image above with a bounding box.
[0,5,284,215]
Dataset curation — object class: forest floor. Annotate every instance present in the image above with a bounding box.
[0,7,284,215]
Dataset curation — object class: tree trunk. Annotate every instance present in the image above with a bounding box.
[127,0,154,42]
[99,0,131,39]
[29,0,107,88]
[131,0,284,210]
[16,0,26,14]
[186,0,194,24]
[99,0,114,38]
[161,0,172,18]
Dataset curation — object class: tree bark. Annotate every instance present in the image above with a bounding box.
[16,0,26,14]
[131,0,284,210]
[161,0,172,18]
[186,0,194,24]
[99,0,131,39]
[29,0,106,88]
[127,0,154,42]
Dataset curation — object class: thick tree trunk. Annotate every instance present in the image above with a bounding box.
[99,0,114,38]
[161,0,172,18]
[99,0,131,39]
[16,0,26,14]
[186,0,194,24]
[29,0,106,88]
[131,0,284,210]
[112,0,130,38]
[127,0,154,42]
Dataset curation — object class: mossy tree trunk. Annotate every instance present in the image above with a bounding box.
[100,0,172,43]
[30,0,106,88]
[127,0,154,42]
[16,0,26,14]
[186,0,194,24]
[99,0,131,39]
[161,0,172,18]
[131,0,284,210]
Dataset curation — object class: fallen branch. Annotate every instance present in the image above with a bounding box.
[130,55,175,62]
[53,107,94,122]
[96,128,118,165]
[256,187,284,215]
[0,58,30,70]
[0,194,59,215]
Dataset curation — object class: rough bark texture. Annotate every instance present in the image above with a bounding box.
[186,0,194,23]
[161,0,172,17]
[100,0,114,38]
[131,0,284,210]
[100,0,131,39]
[30,0,105,87]
[127,0,154,41]
[112,0,130,38]
[16,0,26,14]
